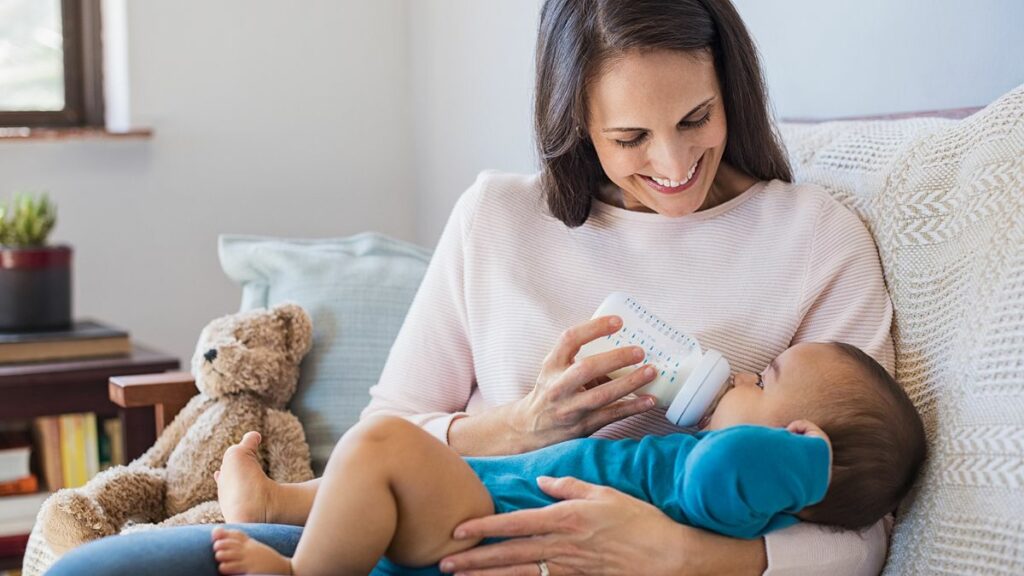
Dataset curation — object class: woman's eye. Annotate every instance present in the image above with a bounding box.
[615,133,648,149]
[756,373,765,389]
[680,112,712,129]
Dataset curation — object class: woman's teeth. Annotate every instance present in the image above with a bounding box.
[651,157,700,188]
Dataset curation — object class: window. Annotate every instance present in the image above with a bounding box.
[0,0,104,128]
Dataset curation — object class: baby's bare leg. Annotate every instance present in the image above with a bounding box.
[289,415,495,574]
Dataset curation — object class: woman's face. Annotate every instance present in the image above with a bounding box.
[586,49,731,217]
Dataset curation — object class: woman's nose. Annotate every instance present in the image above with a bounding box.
[648,135,697,182]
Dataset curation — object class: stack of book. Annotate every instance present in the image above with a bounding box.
[0,428,46,562]
[0,320,131,365]
[0,415,125,560]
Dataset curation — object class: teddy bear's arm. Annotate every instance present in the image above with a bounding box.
[136,394,213,469]
[262,409,315,484]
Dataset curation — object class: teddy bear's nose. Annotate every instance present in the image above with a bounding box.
[203,349,218,363]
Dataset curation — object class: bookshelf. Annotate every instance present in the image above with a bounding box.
[0,342,180,572]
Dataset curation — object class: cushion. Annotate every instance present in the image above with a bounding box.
[218,233,431,474]
[780,83,1024,575]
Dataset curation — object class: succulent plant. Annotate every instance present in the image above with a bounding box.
[0,192,57,248]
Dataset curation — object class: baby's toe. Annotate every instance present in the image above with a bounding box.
[218,560,244,575]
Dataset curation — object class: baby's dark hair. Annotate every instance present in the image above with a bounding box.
[799,343,927,531]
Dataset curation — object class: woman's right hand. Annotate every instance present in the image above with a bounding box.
[508,314,658,452]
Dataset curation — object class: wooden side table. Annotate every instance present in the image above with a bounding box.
[0,343,181,463]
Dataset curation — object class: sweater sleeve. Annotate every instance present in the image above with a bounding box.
[360,174,484,444]
[764,197,894,575]
[682,427,830,540]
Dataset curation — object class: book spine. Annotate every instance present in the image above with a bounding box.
[102,418,124,468]
[83,413,99,479]
[0,474,38,496]
[59,414,87,488]
[32,416,63,491]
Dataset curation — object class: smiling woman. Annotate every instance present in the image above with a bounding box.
[535,0,792,226]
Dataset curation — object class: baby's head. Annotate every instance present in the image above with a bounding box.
[705,341,927,530]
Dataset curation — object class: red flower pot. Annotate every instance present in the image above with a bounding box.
[0,245,72,331]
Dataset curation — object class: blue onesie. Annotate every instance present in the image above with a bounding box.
[373,425,830,574]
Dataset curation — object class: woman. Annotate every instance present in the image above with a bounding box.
[48,1,892,574]
[363,1,893,575]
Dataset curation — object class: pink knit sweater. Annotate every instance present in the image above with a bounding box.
[364,171,895,575]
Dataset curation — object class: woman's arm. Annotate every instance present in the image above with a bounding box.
[440,476,768,576]
[363,173,656,456]
[763,520,888,576]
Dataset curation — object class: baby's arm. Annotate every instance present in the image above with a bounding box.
[681,424,831,539]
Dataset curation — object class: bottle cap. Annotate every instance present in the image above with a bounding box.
[665,349,731,427]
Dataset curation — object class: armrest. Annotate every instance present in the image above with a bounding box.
[109,371,198,435]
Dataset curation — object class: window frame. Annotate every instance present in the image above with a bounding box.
[0,0,104,128]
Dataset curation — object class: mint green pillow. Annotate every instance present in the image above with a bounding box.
[218,233,431,473]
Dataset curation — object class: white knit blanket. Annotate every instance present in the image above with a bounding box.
[781,83,1024,575]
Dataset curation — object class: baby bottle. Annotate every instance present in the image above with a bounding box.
[575,293,732,427]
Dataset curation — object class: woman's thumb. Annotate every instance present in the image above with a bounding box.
[537,476,598,500]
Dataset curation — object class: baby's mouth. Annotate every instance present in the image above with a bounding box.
[697,374,735,430]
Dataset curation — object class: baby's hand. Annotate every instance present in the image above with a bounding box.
[787,419,833,485]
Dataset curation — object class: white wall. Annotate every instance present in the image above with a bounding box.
[0,0,415,364]
[408,0,541,244]
[732,0,1024,118]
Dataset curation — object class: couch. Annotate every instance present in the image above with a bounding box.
[24,83,1024,575]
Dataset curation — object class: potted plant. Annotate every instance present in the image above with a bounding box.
[0,193,72,331]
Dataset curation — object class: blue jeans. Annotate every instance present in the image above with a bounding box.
[46,523,445,576]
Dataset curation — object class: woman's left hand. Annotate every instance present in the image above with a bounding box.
[438,476,689,576]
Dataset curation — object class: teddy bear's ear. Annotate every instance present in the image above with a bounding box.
[273,303,313,363]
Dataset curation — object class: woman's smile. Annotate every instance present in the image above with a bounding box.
[640,153,704,195]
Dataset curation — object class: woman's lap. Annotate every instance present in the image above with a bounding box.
[46,523,445,576]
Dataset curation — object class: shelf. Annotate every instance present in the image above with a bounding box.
[0,127,153,141]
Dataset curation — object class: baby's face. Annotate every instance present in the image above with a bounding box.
[704,342,842,431]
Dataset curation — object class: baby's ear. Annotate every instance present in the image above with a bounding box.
[786,419,814,435]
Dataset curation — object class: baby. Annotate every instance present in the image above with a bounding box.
[209,341,926,575]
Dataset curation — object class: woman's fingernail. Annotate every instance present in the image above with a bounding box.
[643,365,655,377]
[440,561,453,571]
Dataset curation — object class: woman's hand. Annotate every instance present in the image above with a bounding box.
[512,315,658,452]
[449,315,658,456]
[439,476,768,576]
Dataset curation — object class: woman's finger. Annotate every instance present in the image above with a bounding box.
[566,364,656,413]
[545,315,622,367]
[535,475,608,501]
[453,506,563,540]
[579,396,657,434]
[563,345,644,389]
[441,535,559,575]
[451,566,549,576]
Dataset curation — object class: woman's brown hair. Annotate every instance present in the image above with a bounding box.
[534,0,793,227]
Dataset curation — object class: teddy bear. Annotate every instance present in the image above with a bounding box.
[37,302,316,556]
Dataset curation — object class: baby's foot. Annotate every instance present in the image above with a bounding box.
[216,431,276,524]
[211,526,292,575]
